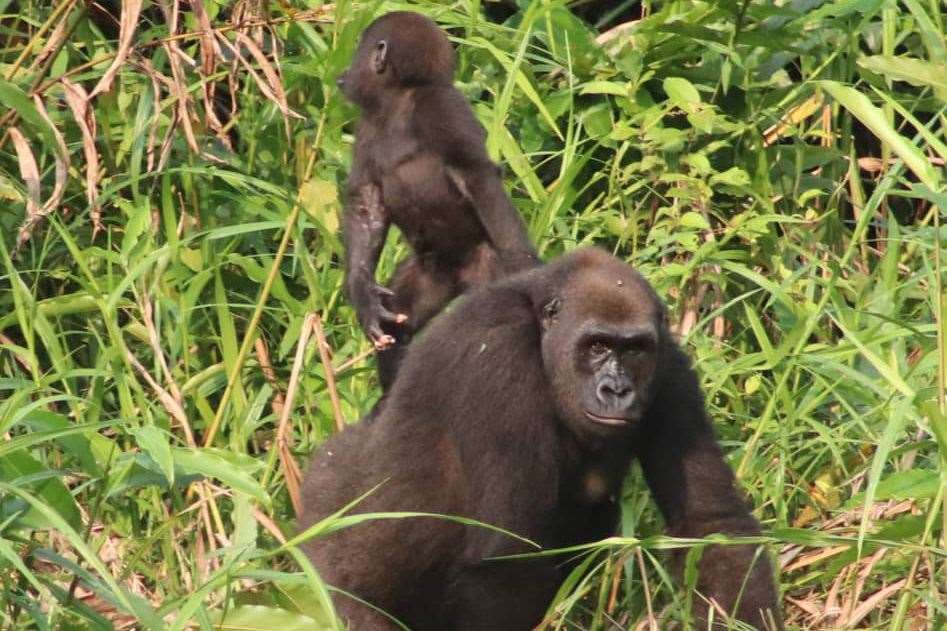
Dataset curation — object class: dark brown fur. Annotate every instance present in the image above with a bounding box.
[339,11,538,389]
[300,248,782,630]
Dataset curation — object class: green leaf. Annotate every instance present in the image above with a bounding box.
[179,247,203,272]
[663,77,701,112]
[710,167,750,187]
[468,34,563,143]
[205,221,284,240]
[579,81,630,98]
[0,451,81,530]
[580,103,613,140]
[686,107,715,133]
[680,212,710,230]
[300,178,340,233]
[212,605,322,631]
[131,426,175,485]
[817,80,942,190]
[829,313,915,397]
[847,469,940,507]
[172,448,267,503]
[901,0,947,69]
[854,396,912,554]
[0,482,161,627]
[2,416,106,476]
[120,199,150,262]
[744,374,762,395]
[273,583,342,625]
[858,55,947,94]
[0,78,56,147]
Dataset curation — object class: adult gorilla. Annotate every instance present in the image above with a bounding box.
[300,247,782,630]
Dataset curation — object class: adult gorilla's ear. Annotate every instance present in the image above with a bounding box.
[658,302,670,333]
[540,297,561,332]
[371,40,388,74]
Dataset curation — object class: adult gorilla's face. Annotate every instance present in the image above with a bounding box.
[540,261,662,441]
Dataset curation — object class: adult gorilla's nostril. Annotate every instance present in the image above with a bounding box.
[596,381,618,404]
[597,380,633,406]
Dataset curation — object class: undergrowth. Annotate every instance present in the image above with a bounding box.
[0,0,945,629]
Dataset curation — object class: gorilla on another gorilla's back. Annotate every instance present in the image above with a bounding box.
[338,11,538,390]
[300,248,782,630]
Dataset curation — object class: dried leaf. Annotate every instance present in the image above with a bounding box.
[13,96,71,251]
[8,126,42,217]
[62,78,103,236]
[126,350,191,438]
[595,20,638,45]
[152,0,201,163]
[34,95,68,215]
[225,31,302,122]
[191,0,233,151]
[190,0,230,147]
[164,42,201,155]
[189,0,218,76]
[843,578,907,627]
[134,58,170,172]
[859,155,944,172]
[30,2,74,72]
[89,0,143,98]
[763,94,823,147]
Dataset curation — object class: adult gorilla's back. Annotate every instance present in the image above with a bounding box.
[300,247,782,630]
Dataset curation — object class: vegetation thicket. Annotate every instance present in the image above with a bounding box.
[0,0,944,628]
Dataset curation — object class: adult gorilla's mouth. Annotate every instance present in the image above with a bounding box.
[584,411,633,426]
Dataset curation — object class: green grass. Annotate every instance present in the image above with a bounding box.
[1,0,945,628]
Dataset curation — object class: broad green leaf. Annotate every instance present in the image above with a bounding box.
[858,55,947,93]
[711,167,751,188]
[205,221,284,240]
[579,81,630,98]
[679,212,709,230]
[0,78,56,147]
[131,426,175,485]
[818,81,942,190]
[847,469,940,507]
[0,452,80,530]
[300,178,340,234]
[172,448,267,503]
[663,77,701,111]
[272,583,341,627]
[212,606,321,631]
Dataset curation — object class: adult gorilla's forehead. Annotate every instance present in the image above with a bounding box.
[562,267,659,326]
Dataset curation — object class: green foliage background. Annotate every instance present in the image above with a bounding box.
[0,0,945,628]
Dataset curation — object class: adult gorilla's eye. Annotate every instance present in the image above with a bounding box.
[589,341,609,357]
[627,337,654,355]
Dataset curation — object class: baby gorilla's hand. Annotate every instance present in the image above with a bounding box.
[355,283,407,349]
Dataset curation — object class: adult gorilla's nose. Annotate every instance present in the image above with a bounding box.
[596,378,634,408]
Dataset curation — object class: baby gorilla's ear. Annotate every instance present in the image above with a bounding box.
[541,297,561,332]
[371,40,387,74]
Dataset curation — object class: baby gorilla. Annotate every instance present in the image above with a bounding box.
[338,11,538,389]
[300,248,782,630]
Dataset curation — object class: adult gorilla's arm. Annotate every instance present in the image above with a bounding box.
[422,288,562,628]
[637,344,782,629]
